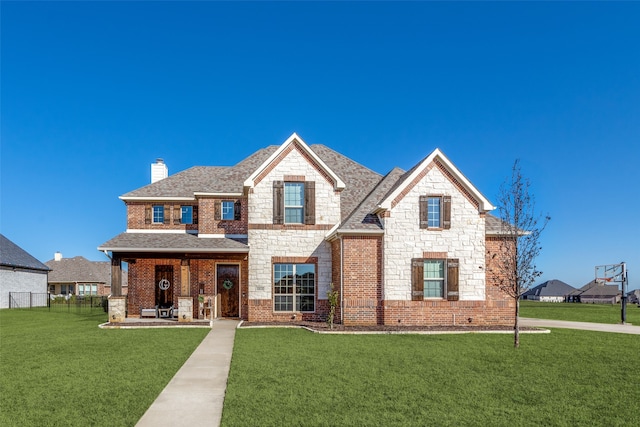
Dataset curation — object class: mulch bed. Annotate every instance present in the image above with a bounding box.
[239,321,539,333]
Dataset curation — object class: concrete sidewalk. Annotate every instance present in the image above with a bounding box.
[136,319,240,427]
[520,317,640,334]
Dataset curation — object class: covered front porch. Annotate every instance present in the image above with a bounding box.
[99,232,249,324]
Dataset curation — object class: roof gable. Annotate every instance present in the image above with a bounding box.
[376,148,494,213]
[244,133,346,191]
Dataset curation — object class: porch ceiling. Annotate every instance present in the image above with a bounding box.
[98,233,249,254]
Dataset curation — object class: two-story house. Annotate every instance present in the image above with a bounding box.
[99,133,513,326]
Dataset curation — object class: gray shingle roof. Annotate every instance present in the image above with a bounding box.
[121,146,280,198]
[98,233,249,253]
[339,167,406,231]
[523,279,576,297]
[569,280,620,297]
[309,144,383,222]
[0,234,50,271]
[45,256,110,283]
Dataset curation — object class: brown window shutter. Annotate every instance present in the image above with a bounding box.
[447,258,459,301]
[145,206,151,224]
[174,206,181,224]
[411,258,424,301]
[234,200,242,220]
[273,181,284,225]
[442,196,452,229]
[304,181,315,225]
[163,205,170,224]
[214,200,221,221]
[193,205,198,225]
[419,196,428,229]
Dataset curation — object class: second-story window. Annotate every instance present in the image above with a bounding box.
[152,205,164,224]
[181,206,193,224]
[222,201,235,220]
[419,195,451,230]
[284,182,304,224]
[273,180,315,225]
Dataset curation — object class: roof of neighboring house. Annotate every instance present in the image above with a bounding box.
[0,234,50,272]
[98,233,249,253]
[523,279,576,297]
[45,256,129,287]
[569,280,620,297]
[46,256,110,283]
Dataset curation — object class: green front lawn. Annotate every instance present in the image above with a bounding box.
[520,300,640,324]
[0,309,209,426]
[222,328,640,426]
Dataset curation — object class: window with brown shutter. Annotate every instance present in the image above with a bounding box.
[214,200,221,221]
[304,181,315,225]
[234,200,242,220]
[163,205,170,224]
[411,259,424,301]
[273,181,284,225]
[193,205,198,225]
[446,258,459,301]
[442,196,451,230]
[145,206,151,224]
[173,206,181,225]
[419,196,429,229]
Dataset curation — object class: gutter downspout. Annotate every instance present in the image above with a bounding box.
[340,236,344,325]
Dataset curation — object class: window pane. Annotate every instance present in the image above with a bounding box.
[153,205,164,223]
[222,201,234,220]
[181,206,193,224]
[274,263,315,312]
[427,197,440,228]
[284,183,304,223]
[424,260,444,298]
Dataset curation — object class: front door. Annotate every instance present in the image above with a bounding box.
[217,264,239,317]
[155,265,174,308]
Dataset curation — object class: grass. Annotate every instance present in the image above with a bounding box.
[222,328,640,427]
[0,309,209,427]
[520,300,640,324]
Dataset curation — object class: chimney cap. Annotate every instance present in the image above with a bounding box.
[156,158,164,164]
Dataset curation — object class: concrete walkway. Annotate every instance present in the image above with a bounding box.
[520,317,640,334]
[136,319,240,427]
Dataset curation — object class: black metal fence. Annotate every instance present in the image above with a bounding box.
[8,292,109,313]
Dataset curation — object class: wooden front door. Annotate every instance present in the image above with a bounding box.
[217,264,239,317]
[155,265,174,308]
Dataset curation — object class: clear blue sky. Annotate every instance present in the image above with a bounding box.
[2,2,638,291]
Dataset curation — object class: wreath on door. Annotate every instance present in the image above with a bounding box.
[222,279,234,290]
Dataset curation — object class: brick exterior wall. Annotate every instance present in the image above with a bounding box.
[126,202,199,232]
[127,256,249,320]
[341,236,383,326]
[198,197,248,235]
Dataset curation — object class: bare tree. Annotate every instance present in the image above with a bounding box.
[489,160,550,348]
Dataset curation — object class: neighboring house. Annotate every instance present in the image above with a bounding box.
[568,280,621,304]
[45,253,128,297]
[522,279,576,302]
[99,133,513,326]
[627,289,640,304]
[0,234,50,309]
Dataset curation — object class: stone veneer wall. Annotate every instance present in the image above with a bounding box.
[246,145,340,323]
[380,237,513,326]
[383,165,487,301]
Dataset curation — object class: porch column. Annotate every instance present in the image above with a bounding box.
[111,256,122,297]
[178,259,193,322]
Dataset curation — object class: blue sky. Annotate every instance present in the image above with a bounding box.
[2,2,638,291]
